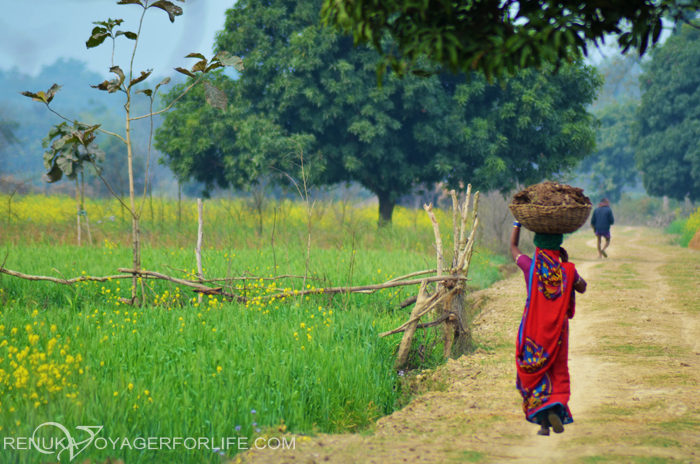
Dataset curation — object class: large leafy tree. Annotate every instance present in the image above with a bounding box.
[579,101,639,202]
[320,0,700,80]
[0,111,18,153]
[635,24,700,201]
[156,0,602,224]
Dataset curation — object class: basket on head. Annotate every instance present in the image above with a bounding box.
[509,204,592,234]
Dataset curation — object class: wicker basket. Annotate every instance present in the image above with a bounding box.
[509,204,592,234]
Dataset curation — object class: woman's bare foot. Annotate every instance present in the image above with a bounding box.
[537,417,550,436]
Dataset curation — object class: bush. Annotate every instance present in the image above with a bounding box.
[666,207,700,247]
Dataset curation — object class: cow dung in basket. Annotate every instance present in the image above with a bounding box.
[509,182,592,234]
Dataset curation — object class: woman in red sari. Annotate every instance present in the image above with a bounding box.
[510,222,587,436]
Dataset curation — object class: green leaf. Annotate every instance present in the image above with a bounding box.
[93,19,124,29]
[52,137,67,151]
[86,26,110,48]
[45,163,64,183]
[91,66,125,93]
[56,154,74,176]
[148,0,183,23]
[43,151,54,170]
[129,69,153,88]
[185,53,207,60]
[19,90,47,104]
[213,51,244,72]
[205,62,224,73]
[86,32,110,49]
[46,84,62,103]
[174,67,197,78]
[203,81,227,110]
[19,84,62,104]
[110,66,125,82]
[117,0,145,5]
[137,89,154,97]
[154,77,171,94]
[191,60,208,73]
[115,31,138,40]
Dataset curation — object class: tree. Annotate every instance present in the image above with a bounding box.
[155,74,288,196]
[0,111,19,153]
[320,0,700,81]
[635,24,700,201]
[578,101,639,203]
[20,0,244,303]
[591,53,642,111]
[156,0,602,225]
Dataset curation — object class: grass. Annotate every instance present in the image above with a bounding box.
[666,208,700,247]
[655,419,700,432]
[0,195,508,463]
[603,344,670,357]
[659,255,700,313]
[457,450,484,462]
[582,457,674,464]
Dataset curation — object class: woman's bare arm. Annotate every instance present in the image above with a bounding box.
[510,223,523,262]
[561,247,587,293]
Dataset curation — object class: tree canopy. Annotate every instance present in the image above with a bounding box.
[578,100,639,203]
[155,0,602,224]
[320,0,700,80]
[635,24,700,201]
[0,111,18,153]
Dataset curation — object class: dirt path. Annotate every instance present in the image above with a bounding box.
[238,227,700,464]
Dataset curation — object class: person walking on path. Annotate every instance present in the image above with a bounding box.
[510,223,587,436]
[591,198,614,259]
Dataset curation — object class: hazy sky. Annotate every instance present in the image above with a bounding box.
[0,0,235,77]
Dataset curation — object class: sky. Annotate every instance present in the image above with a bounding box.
[0,0,235,77]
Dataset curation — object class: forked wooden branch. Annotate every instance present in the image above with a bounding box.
[0,268,138,284]
[423,203,443,278]
[384,185,481,366]
[387,312,453,334]
[379,286,460,338]
[261,275,467,301]
[118,268,248,303]
[459,184,472,252]
[394,280,431,367]
[457,191,480,270]
[451,190,459,264]
[1,264,459,304]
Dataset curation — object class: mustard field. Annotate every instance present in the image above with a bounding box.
[0,193,505,463]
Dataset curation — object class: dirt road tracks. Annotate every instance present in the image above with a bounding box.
[237,227,700,464]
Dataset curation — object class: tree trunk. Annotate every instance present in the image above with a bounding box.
[76,178,81,246]
[377,191,395,227]
[81,173,92,246]
[126,98,140,303]
[178,182,182,231]
[196,199,204,304]
[444,287,470,358]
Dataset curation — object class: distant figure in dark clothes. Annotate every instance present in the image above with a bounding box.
[591,198,614,259]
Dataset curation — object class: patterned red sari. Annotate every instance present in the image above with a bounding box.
[516,248,576,425]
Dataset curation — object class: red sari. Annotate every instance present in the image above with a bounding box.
[516,248,576,425]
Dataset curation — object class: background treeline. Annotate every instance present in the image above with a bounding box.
[3,8,700,247]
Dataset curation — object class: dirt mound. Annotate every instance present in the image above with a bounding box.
[512,182,591,207]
